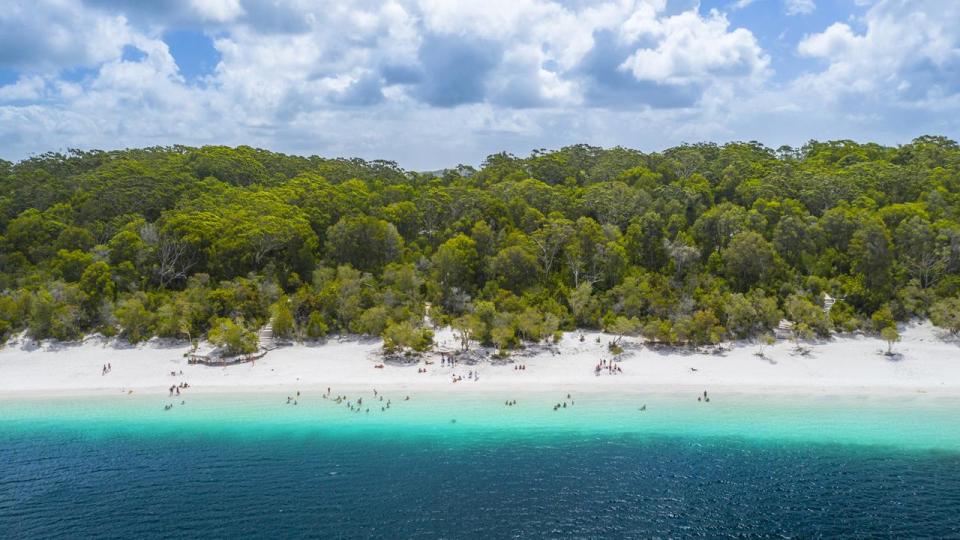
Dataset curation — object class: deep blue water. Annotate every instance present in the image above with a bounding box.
[3,428,960,538]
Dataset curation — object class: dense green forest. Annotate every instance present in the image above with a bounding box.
[2,138,960,355]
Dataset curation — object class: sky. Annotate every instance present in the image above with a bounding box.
[1,0,958,169]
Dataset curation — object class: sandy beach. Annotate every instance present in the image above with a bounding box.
[0,321,958,398]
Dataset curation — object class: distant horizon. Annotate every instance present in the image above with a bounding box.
[4,134,953,172]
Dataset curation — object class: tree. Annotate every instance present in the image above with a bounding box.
[784,293,832,341]
[870,306,896,333]
[530,213,573,277]
[895,216,947,288]
[676,309,725,347]
[624,212,667,271]
[930,298,960,336]
[568,282,600,327]
[354,306,390,336]
[431,234,479,295]
[773,215,816,269]
[143,225,197,288]
[723,231,775,290]
[692,203,751,254]
[326,216,402,274]
[606,315,641,346]
[208,317,259,356]
[155,297,195,342]
[5,208,65,263]
[489,245,539,292]
[723,292,781,338]
[564,217,605,287]
[115,296,154,343]
[880,326,900,355]
[305,311,329,340]
[271,298,295,340]
[850,218,893,289]
[757,332,775,358]
[53,249,94,282]
[382,320,433,355]
[79,262,115,323]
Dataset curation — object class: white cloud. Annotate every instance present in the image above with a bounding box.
[0,0,134,71]
[797,22,861,57]
[189,0,244,22]
[785,0,816,16]
[619,9,769,86]
[0,76,47,101]
[795,0,960,106]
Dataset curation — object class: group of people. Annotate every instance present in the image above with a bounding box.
[513,364,527,371]
[417,367,428,373]
[286,390,301,405]
[594,358,623,375]
[697,390,711,403]
[440,354,457,367]
[320,387,411,414]
[452,370,480,383]
[100,363,112,376]
[162,368,188,410]
[553,393,574,411]
[169,381,190,396]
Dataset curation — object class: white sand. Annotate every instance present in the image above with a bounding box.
[1,322,958,398]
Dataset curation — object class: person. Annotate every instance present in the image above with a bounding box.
[640,404,646,411]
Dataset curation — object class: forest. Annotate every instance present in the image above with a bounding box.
[2,138,960,355]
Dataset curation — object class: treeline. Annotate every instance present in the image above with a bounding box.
[2,139,960,354]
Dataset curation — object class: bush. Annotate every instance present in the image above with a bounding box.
[930,297,960,336]
[208,317,258,355]
[305,311,328,340]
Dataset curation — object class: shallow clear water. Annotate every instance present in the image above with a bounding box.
[2,391,959,537]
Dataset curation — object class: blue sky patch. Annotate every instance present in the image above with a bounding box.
[163,29,220,83]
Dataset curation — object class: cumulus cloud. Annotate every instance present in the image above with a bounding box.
[0,76,47,102]
[0,1,132,70]
[796,0,960,106]
[618,9,768,85]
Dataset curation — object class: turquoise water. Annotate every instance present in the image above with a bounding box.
[2,391,960,537]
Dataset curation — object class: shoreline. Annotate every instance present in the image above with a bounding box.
[0,382,956,401]
[1,321,959,400]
